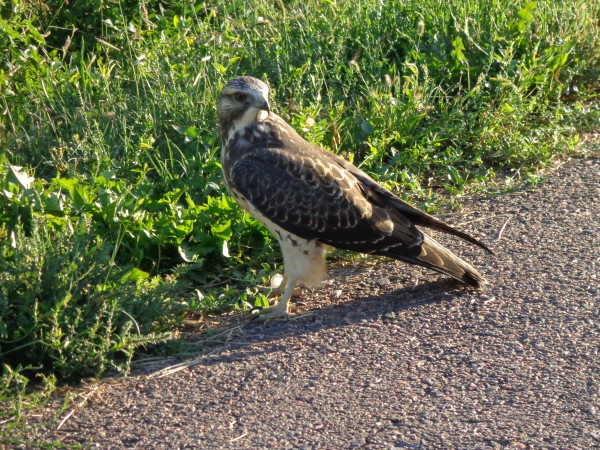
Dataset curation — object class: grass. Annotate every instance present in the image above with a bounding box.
[0,0,598,439]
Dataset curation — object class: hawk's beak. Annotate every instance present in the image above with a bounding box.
[259,99,270,116]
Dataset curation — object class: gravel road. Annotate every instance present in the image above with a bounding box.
[23,157,599,449]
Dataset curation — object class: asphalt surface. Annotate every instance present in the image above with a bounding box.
[23,157,599,449]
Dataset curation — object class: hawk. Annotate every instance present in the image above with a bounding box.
[217,76,493,319]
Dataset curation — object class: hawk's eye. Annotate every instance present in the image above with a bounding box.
[234,93,248,102]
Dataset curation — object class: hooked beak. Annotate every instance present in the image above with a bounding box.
[259,98,270,116]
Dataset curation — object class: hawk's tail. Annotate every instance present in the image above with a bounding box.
[381,235,485,288]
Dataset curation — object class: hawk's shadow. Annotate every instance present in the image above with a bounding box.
[171,277,478,369]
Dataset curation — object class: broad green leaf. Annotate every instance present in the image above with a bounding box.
[211,221,232,239]
[213,62,227,74]
[72,185,89,211]
[45,192,64,214]
[121,268,150,283]
[55,178,79,193]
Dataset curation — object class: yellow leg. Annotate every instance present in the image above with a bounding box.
[254,278,297,321]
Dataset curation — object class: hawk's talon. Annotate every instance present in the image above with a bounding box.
[251,305,290,322]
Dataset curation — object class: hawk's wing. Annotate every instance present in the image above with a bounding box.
[226,116,493,256]
[332,151,493,254]
[227,141,425,254]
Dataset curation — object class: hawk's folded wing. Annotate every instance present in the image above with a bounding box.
[227,144,425,254]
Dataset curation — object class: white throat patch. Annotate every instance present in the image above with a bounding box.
[226,107,269,145]
[256,109,269,121]
[236,107,267,129]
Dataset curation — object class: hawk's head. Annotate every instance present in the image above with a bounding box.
[217,77,270,130]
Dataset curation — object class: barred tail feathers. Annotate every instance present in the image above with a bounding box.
[379,235,485,288]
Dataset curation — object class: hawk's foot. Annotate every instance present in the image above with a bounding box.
[252,302,290,321]
[251,276,303,322]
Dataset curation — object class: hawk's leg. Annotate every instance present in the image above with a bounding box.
[254,233,326,320]
[254,278,298,321]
